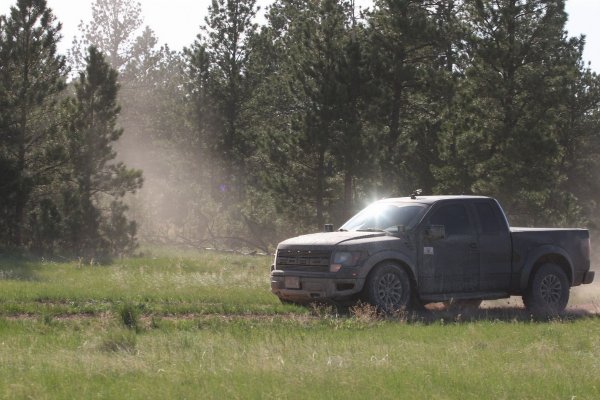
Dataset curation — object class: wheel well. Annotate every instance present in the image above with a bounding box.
[529,254,572,287]
[368,259,417,289]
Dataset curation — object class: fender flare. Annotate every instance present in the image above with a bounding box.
[519,245,574,290]
[359,251,417,284]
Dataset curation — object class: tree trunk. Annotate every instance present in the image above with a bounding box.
[384,82,403,189]
[14,28,32,247]
[343,169,353,221]
[316,147,325,228]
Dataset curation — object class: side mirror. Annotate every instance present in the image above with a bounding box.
[425,225,445,241]
[324,224,334,232]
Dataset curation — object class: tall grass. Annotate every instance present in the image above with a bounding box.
[0,250,292,317]
[0,316,599,399]
[0,249,599,399]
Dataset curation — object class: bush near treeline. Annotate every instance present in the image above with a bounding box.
[1,0,600,258]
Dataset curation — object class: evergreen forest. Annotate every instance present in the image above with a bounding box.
[1,0,600,258]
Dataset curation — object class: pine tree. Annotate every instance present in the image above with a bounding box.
[174,0,264,249]
[0,0,67,247]
[553,44,600,226]
[66,46,143,259]
[186,0,259,200]
[253,0,361,227]
[365,0,441,195]
[330,1,371,220]
[70,0,143,72]
[448,0,578,224]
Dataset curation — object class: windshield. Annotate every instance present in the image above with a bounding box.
[340,202,427,232]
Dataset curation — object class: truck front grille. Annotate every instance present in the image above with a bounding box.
[276,250,331,272]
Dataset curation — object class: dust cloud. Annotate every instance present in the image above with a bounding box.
[115,125,213,249]
[570,239,600,310]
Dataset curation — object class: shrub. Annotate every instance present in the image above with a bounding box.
[118,302,141,331]
[350,302,382,325]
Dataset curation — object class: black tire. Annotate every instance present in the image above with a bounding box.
[364,263,413,313]
[523,263,569,317]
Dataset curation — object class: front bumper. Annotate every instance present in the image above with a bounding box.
[270,272,364,303]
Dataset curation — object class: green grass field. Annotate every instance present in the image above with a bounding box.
[0,249,599,399]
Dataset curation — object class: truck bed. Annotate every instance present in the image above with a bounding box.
[510,228,590,286]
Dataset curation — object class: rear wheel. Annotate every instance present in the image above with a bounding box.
[364,263,413,313]
[523,263,569,317]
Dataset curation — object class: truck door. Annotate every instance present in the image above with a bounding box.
[420,203,479,293]
[472,200,512,291]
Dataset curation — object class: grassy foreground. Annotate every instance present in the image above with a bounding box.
[0,249,599,399]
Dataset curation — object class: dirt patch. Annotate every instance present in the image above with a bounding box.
[566,302,600,316]
[419,300,600,323]
[4,311,113,322]
[3,298,599,324]
[2,311,314,324]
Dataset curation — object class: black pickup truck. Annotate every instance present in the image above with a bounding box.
[270,196,595,315]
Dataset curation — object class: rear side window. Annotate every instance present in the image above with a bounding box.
[429,204,473,236]
[475,202,503,234]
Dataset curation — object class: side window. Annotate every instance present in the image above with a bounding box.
[475,202,503,234]
[429,204,473,236]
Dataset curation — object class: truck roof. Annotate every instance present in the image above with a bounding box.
[380,195,492,205]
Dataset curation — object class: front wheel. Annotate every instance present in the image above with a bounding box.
[523,263,569,317]
[364,263,413,314]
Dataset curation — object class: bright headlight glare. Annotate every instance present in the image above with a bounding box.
[332,251,362,268]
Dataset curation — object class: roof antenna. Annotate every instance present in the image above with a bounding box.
[410,189,422,200]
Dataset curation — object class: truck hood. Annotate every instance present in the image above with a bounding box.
[278,231,388,248]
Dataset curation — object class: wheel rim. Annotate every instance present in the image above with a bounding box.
[539,274,562,304]
[376,272,404,309]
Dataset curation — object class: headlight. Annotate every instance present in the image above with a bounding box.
[330,251,362,272]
